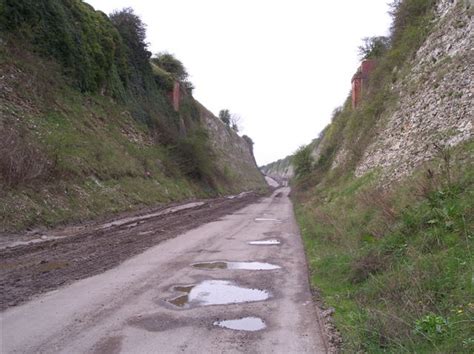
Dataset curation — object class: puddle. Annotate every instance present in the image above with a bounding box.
[128,313,187,332]
[254,218,281,222]
[214,317,266,331]
[138,230,154,236]
[192,261,280,270]
[167,280,270,308]
[248,239,281,245]
[193,261,227,269]
[263,231,281,237]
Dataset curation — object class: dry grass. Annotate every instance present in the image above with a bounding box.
[350,250,387,283]
[0,126,53,187]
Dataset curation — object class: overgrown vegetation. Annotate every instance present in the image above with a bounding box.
[293,145,313,178]
[291,0,473,351]
[151,52,194,93]
[0,0,263,230]
[2,0,127,94]
[295,144,473,352]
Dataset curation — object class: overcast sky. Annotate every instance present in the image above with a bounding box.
[85,0,392,166]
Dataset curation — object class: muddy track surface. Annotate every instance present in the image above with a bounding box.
[0,193,261,310]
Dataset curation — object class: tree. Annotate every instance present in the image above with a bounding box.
[218,109,240,132]
[293,145,313,177]
[358,36,390,59]
[110,8,151,67]
[151,52,189,82]
[230,114,241,132]
[219,109,231,126]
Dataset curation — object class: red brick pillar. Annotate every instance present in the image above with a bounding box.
[361,59,376,78]
[351,59,376,109]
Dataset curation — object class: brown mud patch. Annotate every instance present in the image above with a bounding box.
[0,192,262,310]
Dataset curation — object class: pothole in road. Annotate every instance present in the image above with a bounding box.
[192,261,281,270]
[248,239,281,245]
[213,317,266,332]
[167,280,270,308]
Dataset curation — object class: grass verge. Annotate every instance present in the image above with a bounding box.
[294,144,473,352]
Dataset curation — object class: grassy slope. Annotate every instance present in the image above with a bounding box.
[291,0,473,351]
[0,1,265,232]
[0,43,206,231]
[295,146,473,352]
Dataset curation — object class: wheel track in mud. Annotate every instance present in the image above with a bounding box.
[0,193,262,310]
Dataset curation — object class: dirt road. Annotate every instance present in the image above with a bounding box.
[1,188,326,353]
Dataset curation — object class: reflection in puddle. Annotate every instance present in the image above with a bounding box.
[192,261,227,269]
[193,261,280,270]
[168,294,189,307]
[254,218,281,222]
[248,239,281,245]
[214,317,266,331]
[167,280,270,308]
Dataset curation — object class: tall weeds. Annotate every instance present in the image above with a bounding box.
[0,126,52,187]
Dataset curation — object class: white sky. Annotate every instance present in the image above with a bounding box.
[85,0,392,166]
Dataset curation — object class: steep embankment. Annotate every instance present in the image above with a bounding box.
[198,102,265,190]
[274,0,473,352]
[260,154,294,184]
[335,0,473,182]
[0,0,265,232]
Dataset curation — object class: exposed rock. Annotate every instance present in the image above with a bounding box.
[355,0,473,182]
[260,155,294,185]
[197,102,266,191]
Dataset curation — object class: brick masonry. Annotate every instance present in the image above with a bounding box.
[351,59,377,108]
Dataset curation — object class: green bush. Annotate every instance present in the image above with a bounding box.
[2,0,127,94]
[172,129,215,184]
[151,52,188,82]
[293,145,313,178]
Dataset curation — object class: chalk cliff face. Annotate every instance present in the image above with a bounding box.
[260,155,294,184]
[354,0,473,181]
[197,103,266,191]
[267,0,472,186]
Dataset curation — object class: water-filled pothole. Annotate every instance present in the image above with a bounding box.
[213,317,266,331]
[167,280,270,308]
[192,261,281,270]
[248,239,281,245]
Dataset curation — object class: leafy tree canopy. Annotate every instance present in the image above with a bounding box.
[151,52,189,82]
[358,36,390,59]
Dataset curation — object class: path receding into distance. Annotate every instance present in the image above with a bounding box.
[1,188,327,353]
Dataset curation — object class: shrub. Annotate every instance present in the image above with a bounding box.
[2,0,127,94]
[172,129,214,183]
[293,145,313,178]
[218,109,231,126]
[358,36,390,59]
[151,52,188,82]
[0,127,53,187]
